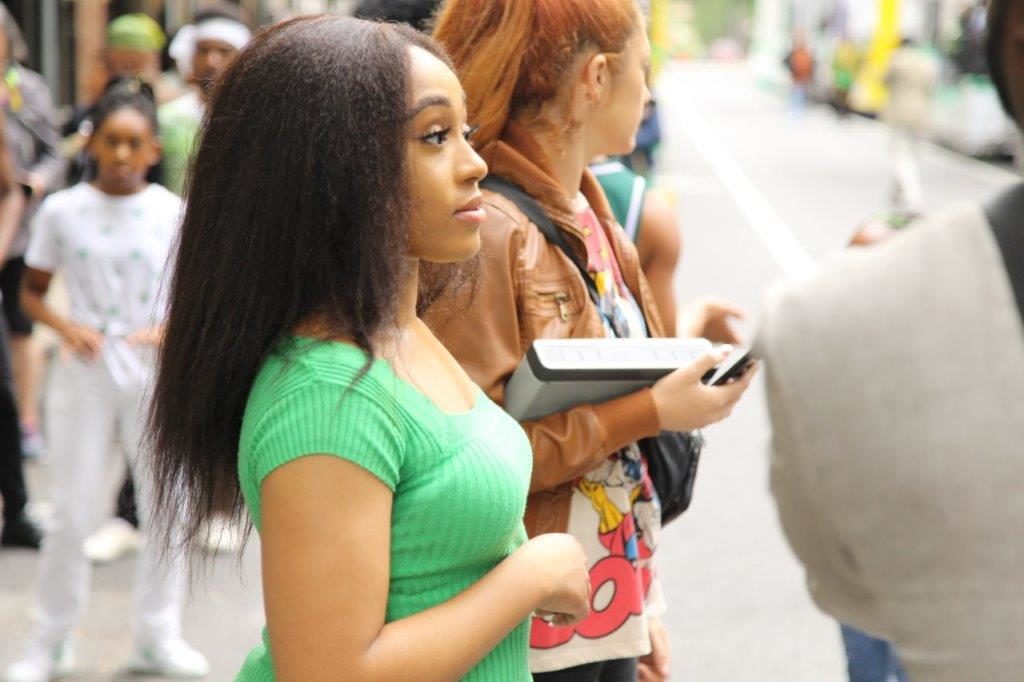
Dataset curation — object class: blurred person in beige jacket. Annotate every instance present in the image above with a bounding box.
[882,38,940,215]
[758,0,1024,679]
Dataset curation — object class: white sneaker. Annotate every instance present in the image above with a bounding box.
[4,639,74,682]
[200,516,243,554]
[83,517,141,564]
[128,637,209,678]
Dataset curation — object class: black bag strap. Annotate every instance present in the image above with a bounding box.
[480,175,601,307]
[984,182,1024,321]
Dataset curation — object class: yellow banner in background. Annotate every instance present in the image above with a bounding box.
[649,0,670,82]
[850,0,900,114]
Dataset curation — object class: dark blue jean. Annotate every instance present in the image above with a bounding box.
[840,624,910,682]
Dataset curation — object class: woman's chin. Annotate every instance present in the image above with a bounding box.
[420,239,482,265]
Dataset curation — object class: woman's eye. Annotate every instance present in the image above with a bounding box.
[422,128,450,146]
[463,125,479,142]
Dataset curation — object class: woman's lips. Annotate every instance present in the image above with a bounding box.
[455,196,486,224]
[454,206,487,224]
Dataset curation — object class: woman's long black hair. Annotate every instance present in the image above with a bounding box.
[148,15,450,553]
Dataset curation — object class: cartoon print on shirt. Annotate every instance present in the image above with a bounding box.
[530,443,659,648]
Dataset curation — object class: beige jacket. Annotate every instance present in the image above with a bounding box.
[758,205,1024,681]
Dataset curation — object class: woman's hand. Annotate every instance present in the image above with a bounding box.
[679,296,747,345]
[650,351,758,432]
[638,616,672,681]
[60,323,103,360]
[126,325,165,347]
[513,533,591,627]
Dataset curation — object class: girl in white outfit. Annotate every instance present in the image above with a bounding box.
[4,80,208,682]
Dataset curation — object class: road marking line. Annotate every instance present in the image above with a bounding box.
[674,98,816,279]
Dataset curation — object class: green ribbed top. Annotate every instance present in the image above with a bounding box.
[235,338,533,681]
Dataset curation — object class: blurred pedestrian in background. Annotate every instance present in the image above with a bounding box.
[830,35,860,118]
[430,1,755,679]
[80,5,253,562]
[4,80,208,682]
[65,13,169,187]
[784,30,815,116]
[147,16,590,681]
[0,3,64,461]
[882,38,939,218]
[70,13,171,566]
[758,0,1024,678]
[0,100,39,551]
[161,2,251,196]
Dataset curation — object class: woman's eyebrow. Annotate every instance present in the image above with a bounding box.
[407,93,469,119]
[408,95,452,118]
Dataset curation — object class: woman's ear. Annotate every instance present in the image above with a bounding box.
[580,52,610,105]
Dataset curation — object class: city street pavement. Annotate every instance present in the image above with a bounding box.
[1,62,1019,681]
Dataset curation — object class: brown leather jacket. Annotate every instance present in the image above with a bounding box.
[425,122,667,538]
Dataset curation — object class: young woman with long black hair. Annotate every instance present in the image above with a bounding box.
[148,16,590,681]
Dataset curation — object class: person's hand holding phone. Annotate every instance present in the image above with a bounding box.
[650,351,758,432]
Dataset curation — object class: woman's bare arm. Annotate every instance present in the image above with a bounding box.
[261,454,587,682]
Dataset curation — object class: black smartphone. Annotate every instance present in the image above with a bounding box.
[701,348,755,386]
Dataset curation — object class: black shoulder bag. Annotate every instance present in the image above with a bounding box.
[481,175,702,524]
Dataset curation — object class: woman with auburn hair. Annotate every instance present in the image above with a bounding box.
[147,15,590,682]
[429,1,756,680]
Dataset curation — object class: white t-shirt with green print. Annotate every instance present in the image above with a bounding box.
[25,182,182,387]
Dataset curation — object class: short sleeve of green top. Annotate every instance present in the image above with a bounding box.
[236,338,534,682]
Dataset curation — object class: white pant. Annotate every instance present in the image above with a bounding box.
[32,354,184,647]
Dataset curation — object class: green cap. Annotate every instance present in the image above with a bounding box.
[106,13,166,52]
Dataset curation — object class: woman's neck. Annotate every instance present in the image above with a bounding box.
[396,259,420,329]
[516,113,590,201]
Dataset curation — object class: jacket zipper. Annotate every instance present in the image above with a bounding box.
[538,291,571,322]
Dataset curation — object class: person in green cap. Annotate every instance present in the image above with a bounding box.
[103,13,165,88]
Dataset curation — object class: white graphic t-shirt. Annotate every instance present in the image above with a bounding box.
[528,194,665,673]
[25,182,182,387]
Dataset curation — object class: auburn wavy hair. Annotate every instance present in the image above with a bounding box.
[433,0,639,149]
